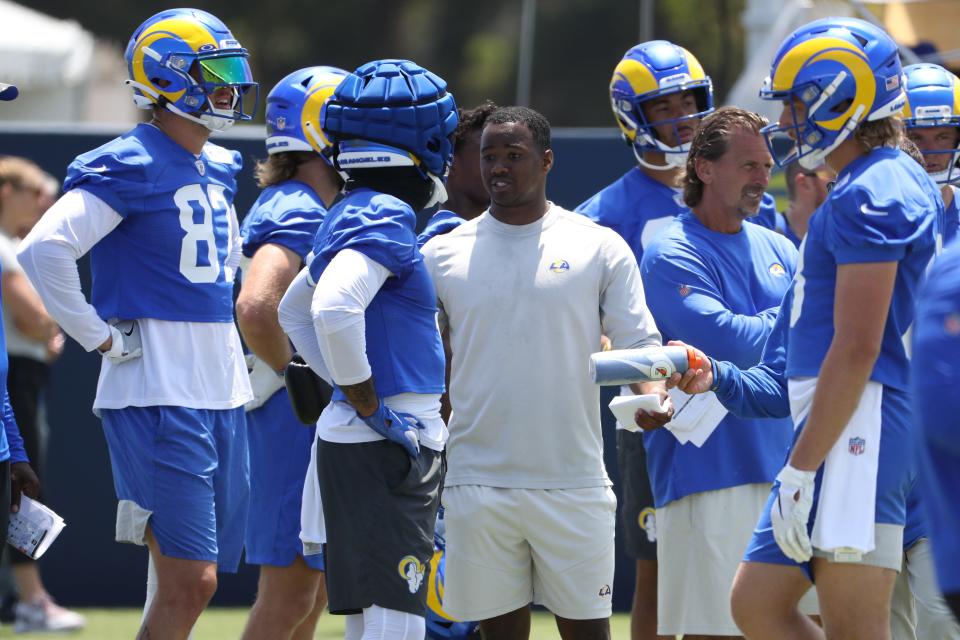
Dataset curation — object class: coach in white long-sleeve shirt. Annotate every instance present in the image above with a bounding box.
[422,106,670,639]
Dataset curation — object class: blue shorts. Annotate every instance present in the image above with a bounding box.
[245,389,323,571]
[744,385,913,576]
[100,406,249,571]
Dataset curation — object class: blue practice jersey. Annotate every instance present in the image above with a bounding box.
[241,181,328,262]
[0,265,27,464]
[308,188,444,400]
[912,238,960,593]
[417,209,463,249]
[946,192,959,245]
[64,123,242,323]
[749,193,781,232]
[639,212,797,506]
[786,148,943,390]
[772,211,803,248]
[575,168,686,264]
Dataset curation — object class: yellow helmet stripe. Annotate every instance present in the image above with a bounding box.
[953,73,960,116]
[301,81,341,153]
[771,36,864,93]
[811,48,877,131]
[131,18,218,105]
[611,58,659,98]
[680,48,707,82]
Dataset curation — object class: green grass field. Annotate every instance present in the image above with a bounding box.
[0,608,633,638]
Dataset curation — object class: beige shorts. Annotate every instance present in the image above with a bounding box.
[657,483,770,636]
[812,522,903,570]
[442,485,616,621]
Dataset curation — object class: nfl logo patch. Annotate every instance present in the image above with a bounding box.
[848,437,865,456]
[195,160,205,176]
[678,284,690,297]
[276,116,287,130]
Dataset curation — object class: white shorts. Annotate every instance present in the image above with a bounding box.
[657,482,770,636]
[442,485,616,621]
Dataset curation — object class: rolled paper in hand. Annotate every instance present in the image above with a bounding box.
[589,346,706,385]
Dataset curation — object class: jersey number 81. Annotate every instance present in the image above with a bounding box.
[174,183,230,284]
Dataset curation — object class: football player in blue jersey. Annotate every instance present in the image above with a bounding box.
[663,17,944,640]
[636,106,798,638]
[16,9,257,639]
[775,161,835,247]
[912,236,960,624]
[904,63,960,242]
[417,101,497,248]
[574,41,713,640]
[235,66,347,640]
[277,59,456,640]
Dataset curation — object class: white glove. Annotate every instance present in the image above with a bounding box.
[102,320,142,363]
[244,353,285,412]
[771,464,817,562]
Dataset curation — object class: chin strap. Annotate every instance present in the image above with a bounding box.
[632,139,688,171]
[423,173,448,209]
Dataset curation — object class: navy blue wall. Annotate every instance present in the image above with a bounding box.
[0,127,639,609]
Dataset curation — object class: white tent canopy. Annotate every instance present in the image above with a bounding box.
[0,0,94,90]
[0,1,135,124]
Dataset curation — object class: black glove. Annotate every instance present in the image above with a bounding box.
[284,355,334,425]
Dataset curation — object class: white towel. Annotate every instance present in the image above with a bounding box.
[664,388,729,447]
[299,434,326,555]
[788,378,881,557]
[609,394,669,429]
[610,388,726,448]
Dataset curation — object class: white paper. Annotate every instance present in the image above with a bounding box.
[610,394,669,432]
[6,496,66,559]
[666,388,729,447]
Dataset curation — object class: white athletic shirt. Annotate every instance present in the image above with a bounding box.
[422,204,661,489]
[17,189,251,411]
[0,232,48,362]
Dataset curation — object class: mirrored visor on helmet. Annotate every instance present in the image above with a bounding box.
[198,54,254,87]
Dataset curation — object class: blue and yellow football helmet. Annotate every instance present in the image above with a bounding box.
[426,509,480,640]
[321,59,458,205]
[903,63,960,185]
[609,41,714,169]
[759,17,905,169]
[265,66,348,161]
[124,8,258,131]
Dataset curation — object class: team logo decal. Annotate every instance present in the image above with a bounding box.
[638,507,657,543]
[598,584,612,597]
[848,437,865,456]
[769,263,786,277]
[398,555,425,594]
[678,283,691,297]
[548,259,570,273]
[195,160,206,176]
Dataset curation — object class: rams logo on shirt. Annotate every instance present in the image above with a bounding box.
[548,259,570,273]
[398,555,425,594]
[768,263,786,277]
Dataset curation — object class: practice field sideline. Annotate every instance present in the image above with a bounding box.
[0,609,635,638]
